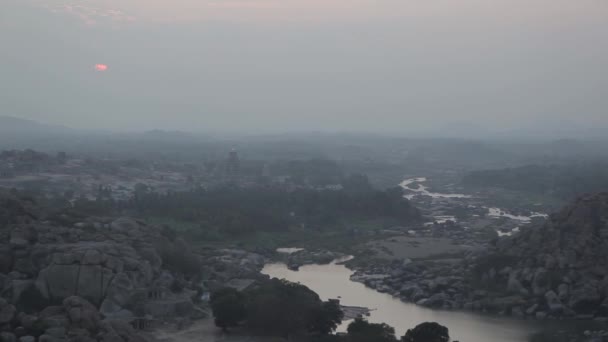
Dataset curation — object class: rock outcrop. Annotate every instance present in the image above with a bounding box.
[281,249,344,270]
[468,192,608,318]
[0,192,204,341]
[350,193,608,320]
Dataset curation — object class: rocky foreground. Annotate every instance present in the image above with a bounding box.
[350,193,608,321]
[0,192,213,342]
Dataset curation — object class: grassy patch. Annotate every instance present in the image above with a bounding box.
[145,216,403,255]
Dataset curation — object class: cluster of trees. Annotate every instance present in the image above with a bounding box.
[343,319,449,342]
[271,159,344,186]
[128,181,420,236]
[463,162,608,200]
[0,190,38,229]
[154,235,202,279]
[210,280,450,342]
[210,279,343,337]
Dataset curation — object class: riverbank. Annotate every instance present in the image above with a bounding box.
[261,257,604,342]
[169,177,604,342]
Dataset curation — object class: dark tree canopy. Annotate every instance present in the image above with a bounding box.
[346,318,398,342]
[462,162,608,200]
[309,300,345,335]
[246,279,343,337]
[211,279,343,338]
[125,184,420,236]
[210,287,247,331]
[402,322,450,342]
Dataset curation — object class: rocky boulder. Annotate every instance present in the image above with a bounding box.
[0,192,204,341]
[63,296,100,331]
[466,193,608,318]
[0,298,16,324]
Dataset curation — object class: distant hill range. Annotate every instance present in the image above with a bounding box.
[0,116,71,133]
[0,116,82,151]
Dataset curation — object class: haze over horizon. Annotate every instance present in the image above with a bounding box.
[2,0,607,137]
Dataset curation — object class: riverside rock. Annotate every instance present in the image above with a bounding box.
[0,299,16,324]
[465,193,608,318]
[350,193,608,320]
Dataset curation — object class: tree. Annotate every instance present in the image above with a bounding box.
[402,322,449,342]
[309,300,344,335]
[210,288,247,331]
[346,318,398,342]
[342,174,373,194]
[133,182,150,202]
[245,279,343,338]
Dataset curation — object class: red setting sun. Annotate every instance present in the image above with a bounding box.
[95,64,108,71]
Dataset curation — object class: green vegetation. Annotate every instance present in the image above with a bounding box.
[402,322,450,342]
[129,183,419,236]
[146,215,407,255]
[155,237,202,278]
[211,282,450,342]
[463,162,608,201]
[122,179,420,251]
[210,288,247,331]
[345,318,398,342]
[67,173,420,252]
[269,159,344,186]
[211,279,343,337]
[342,319,450,342]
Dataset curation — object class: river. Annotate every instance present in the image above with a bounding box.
[401,176,548,225]
[400,177,471,199]
[260,178,572,341]
[262,259,575,342]
[486,207,548,223]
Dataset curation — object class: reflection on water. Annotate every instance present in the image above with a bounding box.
[400,177,471,199]
[261,260,542,342]
[276,247,304,254]
[487,207,548,223]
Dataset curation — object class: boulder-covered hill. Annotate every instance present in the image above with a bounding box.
[471,192,608,318]
[0,191,206,342]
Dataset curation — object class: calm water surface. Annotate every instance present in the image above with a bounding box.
[400,177,471,199]
[262,260,556,342]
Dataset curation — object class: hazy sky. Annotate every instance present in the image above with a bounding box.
[1,0,607,134]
